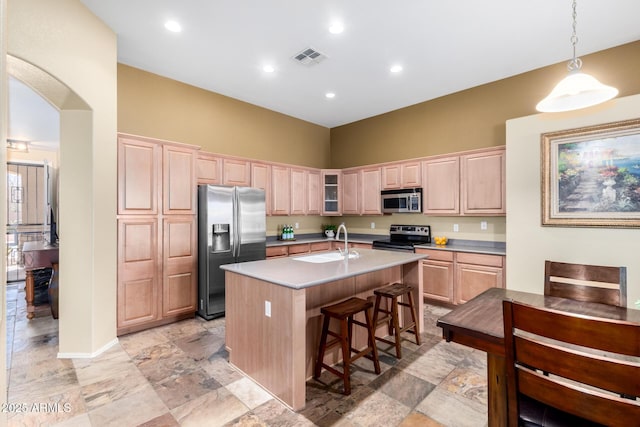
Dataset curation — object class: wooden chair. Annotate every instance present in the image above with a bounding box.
[502,299,640,427]
[544,260,627,307]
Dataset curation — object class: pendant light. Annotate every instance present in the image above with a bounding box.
[536,0,618,113]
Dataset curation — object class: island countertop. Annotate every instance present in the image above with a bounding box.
[220,248,427,289]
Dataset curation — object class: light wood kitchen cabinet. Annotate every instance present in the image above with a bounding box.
[419,249,454,303]
[341,169,360,215]
[341,167,381,215]
[117,217,161,329]
[381,161,422,190]
[251,162,271,215]
[360,167,382,215]
[271,165,291,215]
[117,134,198,336]
[196,152,222,185]
[163,144,196,215]
[117,136,160,215]
[454,252,504,304]
[416,248,504,306]
[162,215,197,317]
[461,149,505,215]
[306,170,322,215]
[223,158,251,187]
[290,168,307,215]
[266,245,288,258]
[422,157,460,215]
[287,243,310,255]
[321,170,341,216]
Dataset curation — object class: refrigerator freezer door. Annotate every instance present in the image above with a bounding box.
[198,185,234,319]
[235,186,266,263]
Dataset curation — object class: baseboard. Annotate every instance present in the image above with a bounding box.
[57,337,119,359]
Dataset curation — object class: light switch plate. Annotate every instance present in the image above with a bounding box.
[453,224,459,232]
[481,221,487,230]
[265,301,271,317]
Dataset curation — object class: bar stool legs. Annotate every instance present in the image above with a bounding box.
[373,283,420,359]
[314,297,381,395]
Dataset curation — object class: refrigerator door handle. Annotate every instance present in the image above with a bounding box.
[233,188,241,258]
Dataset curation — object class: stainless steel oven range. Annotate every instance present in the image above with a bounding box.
[371,224,431,252]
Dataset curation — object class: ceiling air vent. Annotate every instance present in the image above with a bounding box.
[292,47,327,66]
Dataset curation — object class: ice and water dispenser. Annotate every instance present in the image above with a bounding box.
[211,223,230,252]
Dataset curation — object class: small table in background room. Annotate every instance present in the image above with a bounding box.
[22,241,59,319]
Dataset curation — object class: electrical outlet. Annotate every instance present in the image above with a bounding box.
[295,222,299,229]
[453,224,459,232]
[370,222,375,229]
[265,301,271,317]
[481,221,487,230]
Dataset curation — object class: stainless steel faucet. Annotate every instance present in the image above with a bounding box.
[335,223,348,258]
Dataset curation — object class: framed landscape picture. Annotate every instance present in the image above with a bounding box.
[541,118,640,227]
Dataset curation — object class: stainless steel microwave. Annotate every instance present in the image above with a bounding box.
[381,188,422,213]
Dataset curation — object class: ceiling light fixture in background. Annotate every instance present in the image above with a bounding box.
[325,92,336,99]
[536,0,618,113]
[164,20,182,33]
[262,65,275,73]
[7,139,29,152]
[390,65,403,73]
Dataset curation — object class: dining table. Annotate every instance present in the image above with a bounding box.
[436,287,640,427]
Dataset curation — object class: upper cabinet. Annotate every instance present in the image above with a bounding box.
[341,169,360,215]
[251,162,272,215]
[321,170,341,216]
[361,167,382,215]
[341,167,382,216]
[422,148,505,216]
[163,144,196,215]
[290,168,307,215]
[222,158,251,187]
[381,160,422,190]
[196,152,222,185]
[422,157,460,215]
[461,149,505,215]
[306,170,321,216]
[118,136,160,215]
[271,165,291,216]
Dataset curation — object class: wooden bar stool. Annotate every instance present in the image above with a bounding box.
[372,283,420,359]
[313,297,381,395]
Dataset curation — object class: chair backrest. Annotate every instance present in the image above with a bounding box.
[503,300,640,427]
[544,260,627,307]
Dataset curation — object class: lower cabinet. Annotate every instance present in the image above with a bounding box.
[418,249,504,305]
[117,215,197,335]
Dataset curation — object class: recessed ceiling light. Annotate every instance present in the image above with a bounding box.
[263,65,275,73]
[325,92,336,99]
[390,65,403,73]
[164,20,182,33]
[328,22,344,34]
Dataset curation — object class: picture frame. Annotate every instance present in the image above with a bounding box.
[541,118,640,228]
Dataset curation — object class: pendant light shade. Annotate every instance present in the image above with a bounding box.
[536,71,618,112]
[536,0,618,113]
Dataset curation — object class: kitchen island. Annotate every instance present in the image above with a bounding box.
[221,248,427,410]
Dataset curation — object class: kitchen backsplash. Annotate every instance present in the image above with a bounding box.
[266,214,506,242]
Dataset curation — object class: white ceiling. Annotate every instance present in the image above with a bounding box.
[9,1,640,149]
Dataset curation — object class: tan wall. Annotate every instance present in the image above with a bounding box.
[8,0,118,355]
[506,93,640,308]
[117,64,331,169]
[330,41,640,168]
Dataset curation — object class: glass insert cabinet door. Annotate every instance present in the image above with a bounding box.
[321,170,341,215]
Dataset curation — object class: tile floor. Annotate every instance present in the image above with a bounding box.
[6,281,488,426]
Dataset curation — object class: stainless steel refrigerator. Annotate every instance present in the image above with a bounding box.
[198,185,266,320]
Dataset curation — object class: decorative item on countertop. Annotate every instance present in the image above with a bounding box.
[434,236,448,246]
[323,224,337,238]
[280,224,296,241]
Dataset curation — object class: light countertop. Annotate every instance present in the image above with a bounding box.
[220,248,427,289]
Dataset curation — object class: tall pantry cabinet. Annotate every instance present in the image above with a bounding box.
[117,134,198,335]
